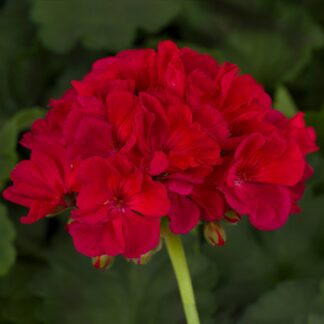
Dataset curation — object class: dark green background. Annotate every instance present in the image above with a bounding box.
[1,0,324,323]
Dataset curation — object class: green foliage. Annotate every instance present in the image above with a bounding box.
[273,86,298,117]
[27,234,216,324]
[206,187,324,322]
[31,0,182,53]
[0,203,16,277]
[0,108,44,185]
[0,0,324,323]
[180,0,324,87]
[239,280,324,324]
[0,263,42,323]
[306,108,324,154]
[0,0,34,115]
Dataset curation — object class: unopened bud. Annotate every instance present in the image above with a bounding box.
[128,252,153,265]
[92,255,114,270]
[204,222,226,246]
[224,210,241,224]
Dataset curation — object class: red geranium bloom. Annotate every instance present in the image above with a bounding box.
[21,89,77,149]
[222,133,305,230]
[68,155,169,258]
[3,40,318,261]
[3,144,73,224]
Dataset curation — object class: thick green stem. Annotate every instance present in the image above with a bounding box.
[162,224,201,324]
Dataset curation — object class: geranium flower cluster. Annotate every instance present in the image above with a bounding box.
[3,41,317,261]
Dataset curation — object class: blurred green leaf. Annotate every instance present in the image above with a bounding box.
[0,107,44,184]
[0,0,32,64]
[181,0,324,86]
[239,280,323,324]
[206,178,324,322]
[259,189,324,280]
[0,263,42,323]
[10,107,45,131]
[305,109,324,155]
[31,234,217,324]
[0,203,16,277]
[290,49,324,111]
[31,0,181,53]
[308,314,324,324]
[45,52,100,99]
[206,219,278,318]
[273,86,298,117]
[308,154,324,194]
[0,0,34,115]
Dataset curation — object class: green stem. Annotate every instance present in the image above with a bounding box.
[163,223,201,324]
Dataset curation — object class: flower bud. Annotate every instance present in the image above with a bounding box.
[92,255,114,270]
[204,222,226,246]
[224,210,242,224]
[128,251,153,265]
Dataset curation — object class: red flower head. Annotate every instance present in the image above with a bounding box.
[3,144,74,224]
[3,40,318,262]
[222,133,305,230]
[68,154,169,258]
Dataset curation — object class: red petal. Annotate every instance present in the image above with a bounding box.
[150,151,169,175]
[168,193,200,234]
[21,200,57,224]
[123,211,161,258]
[106,91,138,144]
[191,187,225,221]
[127,178,170,217]
[68,117,114,160]
[68,217,125,257]
[223,182,291,230]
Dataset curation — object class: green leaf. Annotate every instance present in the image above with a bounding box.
[273,86,298,117]
[0,107,44,184]
[307,154,324,191]
[0,263,43,323]
[181,0,324,86]
[0,203,16,277]
[239,280,323,324]
[205,177,324,321]
[31,234,218,324]
[205,219,277,314]
[0,119,18,154]
[308,314,324,324]
[31,0,181,53]
[259,189,324,280]
[305,109,324,156]
[290,50,324,111]
[0,0,34,115]
[10,107,45,131]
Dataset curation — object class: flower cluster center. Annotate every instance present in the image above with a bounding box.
[104,197,126,212]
